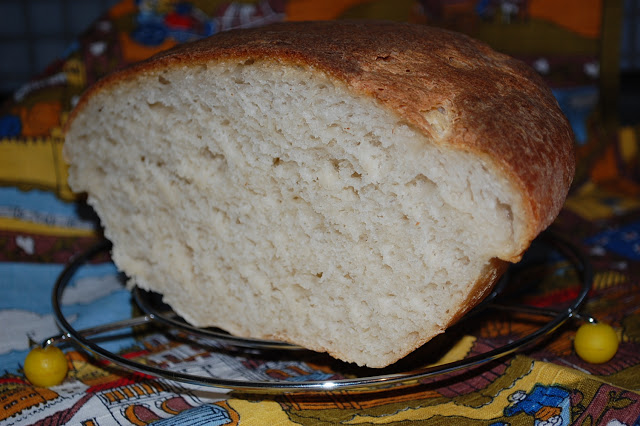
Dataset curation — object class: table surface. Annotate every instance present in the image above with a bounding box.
[1,1,640,425]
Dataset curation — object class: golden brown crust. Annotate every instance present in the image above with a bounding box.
[67,20,575,255]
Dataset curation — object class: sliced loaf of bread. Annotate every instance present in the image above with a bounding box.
[64,21,575,367]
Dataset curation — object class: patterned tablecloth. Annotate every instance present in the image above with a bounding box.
[1,1,640,425]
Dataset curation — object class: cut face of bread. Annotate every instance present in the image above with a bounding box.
[64,21,574,367]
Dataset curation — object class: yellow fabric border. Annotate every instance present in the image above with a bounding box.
[0,216,96,238]
[0,137,58,191]
[227,356,640,424]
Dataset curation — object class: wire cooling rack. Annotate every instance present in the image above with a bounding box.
[45,232,592,393]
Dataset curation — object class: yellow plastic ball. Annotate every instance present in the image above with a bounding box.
[574,322,619,364]
[24,345,69,387]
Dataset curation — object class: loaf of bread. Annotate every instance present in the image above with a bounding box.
[64,20,575,368]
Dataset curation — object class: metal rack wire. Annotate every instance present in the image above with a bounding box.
[45,232,593,393]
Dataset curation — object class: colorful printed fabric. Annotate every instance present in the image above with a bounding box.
[1,1,639,425]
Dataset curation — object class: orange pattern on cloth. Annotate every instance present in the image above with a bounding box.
[528,0,603,38]
[18,102,63,138]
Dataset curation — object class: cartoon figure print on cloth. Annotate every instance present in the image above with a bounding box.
[502,385,571,426]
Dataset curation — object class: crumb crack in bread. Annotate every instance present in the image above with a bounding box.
[64,21,575,367]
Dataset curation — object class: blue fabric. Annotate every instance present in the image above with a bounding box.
[0,187,95,229]
[0,261,134,374]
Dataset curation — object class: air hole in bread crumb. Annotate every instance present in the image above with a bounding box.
[200,147,226,170]
[368,137,382,148]
[346,186,359,198]
[273,157,281,166]
[498,202,513,221]
[176,175,193,185]
[497,202,515,238]
[316,272,323,278]
[243,58,255,66]
[406,173,435,188]
[158,75,171,85]
[351,171,361,179]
